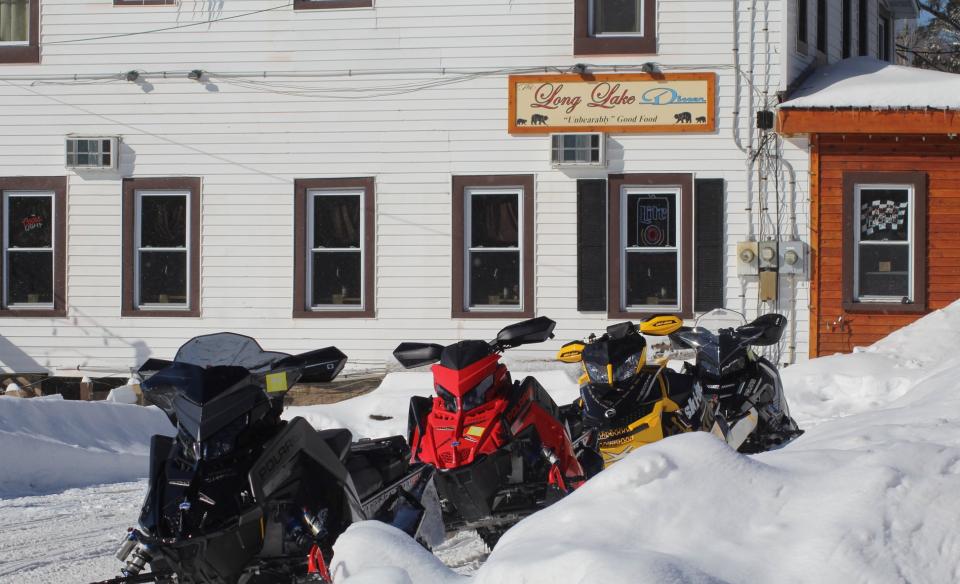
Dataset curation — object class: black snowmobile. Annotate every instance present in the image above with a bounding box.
[667,309,805,453]
[99,333,443,584]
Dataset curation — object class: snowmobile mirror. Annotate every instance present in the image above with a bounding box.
[277,346,348,383]
[737,313,787,346]
[639,315,684,336]
[556,341,585,363]
[393,342,445,369]
[495,316,556,348]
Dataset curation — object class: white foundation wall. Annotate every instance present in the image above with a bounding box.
[0,0,808,373]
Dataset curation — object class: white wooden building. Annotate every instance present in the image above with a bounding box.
[0,0,917,375]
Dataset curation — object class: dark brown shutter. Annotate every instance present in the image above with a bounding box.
[577,179,607,312]
[694,178,724,312]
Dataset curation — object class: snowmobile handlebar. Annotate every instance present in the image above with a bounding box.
[394,316,556,368]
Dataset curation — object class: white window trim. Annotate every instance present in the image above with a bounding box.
[620,185,682,312]
[589,0,646,37]
[464,187,524,312]
[134,190,190,311]
[3,191,54,309]
[853,183,914,303]
[306,188,365,311]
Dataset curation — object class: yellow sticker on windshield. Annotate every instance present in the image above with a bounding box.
[266,372,288,393]
[466,426,485,438]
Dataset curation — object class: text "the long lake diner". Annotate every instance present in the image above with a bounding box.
[530,82,706,114]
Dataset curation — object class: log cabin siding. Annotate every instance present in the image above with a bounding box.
[812,134,960,355]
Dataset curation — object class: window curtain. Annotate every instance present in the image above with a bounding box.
[328,200,359,247]
[0,0,29,43]
[477,197,519,247]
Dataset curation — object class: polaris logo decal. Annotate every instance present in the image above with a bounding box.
[258,437,295,482]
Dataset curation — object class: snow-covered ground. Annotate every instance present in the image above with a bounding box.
[3,305,960,583]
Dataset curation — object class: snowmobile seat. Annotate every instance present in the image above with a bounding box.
[316,428,352,462]
[346,456,384,501]
[347,436,411,501]
[664,369,694,407]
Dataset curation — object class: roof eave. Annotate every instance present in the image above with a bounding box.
[777,108,960,136]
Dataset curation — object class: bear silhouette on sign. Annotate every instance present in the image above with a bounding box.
[696,116,707,123]
[531,114,549,125]
[674,112,692,124]
[516,118,527,126]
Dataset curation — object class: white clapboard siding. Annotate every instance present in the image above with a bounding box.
[0,0,819,373]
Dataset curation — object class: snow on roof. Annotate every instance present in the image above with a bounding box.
[780,57,960,110]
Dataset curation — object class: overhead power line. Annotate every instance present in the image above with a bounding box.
[45,2,293,45]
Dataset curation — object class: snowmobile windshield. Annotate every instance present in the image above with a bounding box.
[581,331,646,388]
[460,374,496,412]
[174,332,291,371]
[671,308,749,378]
[694,308,747,331]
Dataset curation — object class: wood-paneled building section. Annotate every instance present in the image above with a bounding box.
[811,134,960,355]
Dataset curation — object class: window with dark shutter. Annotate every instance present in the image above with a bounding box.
[607,174,693,319]
[577,179,607,312]
[694,178,725,313]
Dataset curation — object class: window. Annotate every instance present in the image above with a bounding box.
[551,133,605,166]
[858,0,868,56]
[122,178,200,317]
[0,0,39,63]
[293,0,372,10]
[574,0,655,55]
[854,185,913,301]
[608,174,692,319]
[0,177,66,316]
[816,0,827,53]
[797,0,809,54]
[294,178,374,318]
[842,0,852,58]
[879,9,892,62]
[842,172,926,313]
[452,175,534,318]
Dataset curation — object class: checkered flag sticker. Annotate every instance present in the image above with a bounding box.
[861,199,908,236]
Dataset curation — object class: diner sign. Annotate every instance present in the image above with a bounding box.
[509,73,716,134]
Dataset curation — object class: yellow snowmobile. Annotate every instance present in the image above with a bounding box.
[557,315,700,468]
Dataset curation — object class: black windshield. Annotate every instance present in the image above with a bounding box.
[174,333,291,370]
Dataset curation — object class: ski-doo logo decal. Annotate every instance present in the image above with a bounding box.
[266,372,288,393]
[258,436,296,482]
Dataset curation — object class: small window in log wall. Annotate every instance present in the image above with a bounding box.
[842,172,927,313]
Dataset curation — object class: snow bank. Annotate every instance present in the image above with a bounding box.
[0,397,173,498]
[286,370,579,440]
[779,56,960,110]
[331,303,960,583]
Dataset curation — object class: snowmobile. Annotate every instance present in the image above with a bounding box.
[99,332,443,584]
[661,309,805,453]
[556,316,700,467]
[393,317,594,548]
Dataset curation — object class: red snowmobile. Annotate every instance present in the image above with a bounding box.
[394,317,594,547]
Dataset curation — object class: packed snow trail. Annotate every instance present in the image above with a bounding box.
[0,481,147,583]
